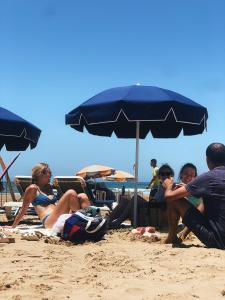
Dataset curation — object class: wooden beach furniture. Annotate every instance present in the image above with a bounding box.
[0,155,20,203]
[53,176,113,210]
[3,176,33,218]
[14,176,32,198]
[54,176,87,195]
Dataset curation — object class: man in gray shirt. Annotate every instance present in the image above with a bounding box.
[163,143,225,249]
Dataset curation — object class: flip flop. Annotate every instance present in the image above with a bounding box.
[131,227,147,235]
[0,232,15,243]
[145,226,156,233]
[21,232,40,241]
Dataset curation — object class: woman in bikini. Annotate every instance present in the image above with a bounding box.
[11,163,91,228]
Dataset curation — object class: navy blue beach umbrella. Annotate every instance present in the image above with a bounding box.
[0,106,41,151]
[65,85,208,226]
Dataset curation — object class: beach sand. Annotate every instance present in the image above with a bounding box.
[1,219,225,300]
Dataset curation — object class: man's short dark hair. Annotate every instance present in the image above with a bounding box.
[206,143,225,166]
[151,159,157,164]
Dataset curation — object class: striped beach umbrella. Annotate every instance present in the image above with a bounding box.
[106,170,135,182]
[76,164,115,180]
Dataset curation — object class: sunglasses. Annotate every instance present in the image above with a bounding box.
[159,172,172,177]
[41,168,52,176]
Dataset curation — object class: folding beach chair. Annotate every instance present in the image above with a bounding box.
[14,176,32,199]
[4,176,33,218]
[0,154,21,202]
[53,176,114,210]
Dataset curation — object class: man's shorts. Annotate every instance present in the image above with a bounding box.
[183,206,225,250]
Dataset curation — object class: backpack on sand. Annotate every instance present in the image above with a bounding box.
[61,207,107,244]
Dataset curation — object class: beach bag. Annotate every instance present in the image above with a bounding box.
[61,207,107,244]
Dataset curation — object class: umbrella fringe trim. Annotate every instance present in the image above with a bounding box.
[67,108,207,127]
[0,128,39,143]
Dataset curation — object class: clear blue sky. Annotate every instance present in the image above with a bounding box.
[0,0,225,181]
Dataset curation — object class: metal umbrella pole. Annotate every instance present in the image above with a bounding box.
[133,121,140,228]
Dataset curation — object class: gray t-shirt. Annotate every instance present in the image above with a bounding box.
[186,166,225,241]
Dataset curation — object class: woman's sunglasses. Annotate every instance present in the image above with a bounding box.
[40,168,52,176]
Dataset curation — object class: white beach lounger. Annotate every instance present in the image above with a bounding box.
[4,201,34,218]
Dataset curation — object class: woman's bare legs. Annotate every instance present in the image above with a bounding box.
[164,198,192,244]
[78,193,91,209]
[44,190,89,228]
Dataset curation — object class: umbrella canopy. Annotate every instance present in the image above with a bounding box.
[76,164,115,180]
[0,107,41,151]
[66,85,208,138]
[106,170,135,182]
[66,85,208,226]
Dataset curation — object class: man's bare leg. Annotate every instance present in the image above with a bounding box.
[164,198,192,244]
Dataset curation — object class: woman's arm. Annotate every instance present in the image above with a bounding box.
[11,185,37,228]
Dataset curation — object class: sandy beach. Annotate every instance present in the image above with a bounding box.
[1,219,225,300]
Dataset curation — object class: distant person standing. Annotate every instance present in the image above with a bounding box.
[147,159,160,200]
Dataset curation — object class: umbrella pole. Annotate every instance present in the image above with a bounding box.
[133,121,140,228]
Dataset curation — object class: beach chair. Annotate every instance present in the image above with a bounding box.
[14,176,32,199]
[53,176,114,210]
[4,176,33,218]
[53,176,87,195]
[95,190,107,201]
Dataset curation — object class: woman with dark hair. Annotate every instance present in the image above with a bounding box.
[10,163,90,228]
[175,163,202,206]
[108,164,174,229]
[178,163,197,181]
[174,163,202,242]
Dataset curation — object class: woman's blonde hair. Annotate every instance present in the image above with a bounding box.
[32,162,50,183]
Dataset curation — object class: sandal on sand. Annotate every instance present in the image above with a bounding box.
[44,236,61,244]
[144,226,156,233]
[0,232,15,243]
[132,226,156,235]
[21,232,40,241]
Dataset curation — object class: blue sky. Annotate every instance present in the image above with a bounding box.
[0,0,225,181]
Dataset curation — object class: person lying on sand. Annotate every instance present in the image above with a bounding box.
[9,163,91,229]
[163,143,225,250]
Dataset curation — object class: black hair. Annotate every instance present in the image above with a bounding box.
[206,143,225,166]
[151,159,157,163]
[158,164,174,177]
[178,163,197,180]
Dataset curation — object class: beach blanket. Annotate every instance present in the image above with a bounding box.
[1,225,57,241]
